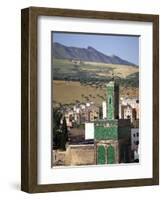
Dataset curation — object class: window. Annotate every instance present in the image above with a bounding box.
[109,97,112,104]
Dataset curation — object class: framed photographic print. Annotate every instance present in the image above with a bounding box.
[21,7,159,193]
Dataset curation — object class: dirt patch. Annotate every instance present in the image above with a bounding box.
[53,80,139,106]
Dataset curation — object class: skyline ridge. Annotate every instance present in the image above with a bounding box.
[53,42,138,67]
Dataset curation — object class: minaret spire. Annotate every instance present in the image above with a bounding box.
[111,71,115,81]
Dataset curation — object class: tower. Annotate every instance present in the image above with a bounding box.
[94,80,131,165]
[106,81,119,120]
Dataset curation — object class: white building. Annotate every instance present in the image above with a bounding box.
[121,104,136,122]
[131,128,139,160]
[85,122,94,140]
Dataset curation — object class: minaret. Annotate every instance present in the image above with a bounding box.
[106,81,119,120]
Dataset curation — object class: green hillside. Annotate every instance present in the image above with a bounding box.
[53,59,139,87]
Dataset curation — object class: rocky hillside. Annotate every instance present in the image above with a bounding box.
[53,42,137,66]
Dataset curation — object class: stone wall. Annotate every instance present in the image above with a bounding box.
[67,144,95,165]
[52,144,95,166]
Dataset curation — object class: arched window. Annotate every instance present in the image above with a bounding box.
[97,145,106,164]
[107,145,115,164]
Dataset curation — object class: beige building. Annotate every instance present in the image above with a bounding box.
[120,98,139,120]
[121,104,137,122]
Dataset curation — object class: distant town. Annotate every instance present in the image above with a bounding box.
[52,81,139,166]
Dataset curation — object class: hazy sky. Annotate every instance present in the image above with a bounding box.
[52,32,139,65]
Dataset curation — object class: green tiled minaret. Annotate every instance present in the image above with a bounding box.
[95,80,131,165]
[106,81,119,120]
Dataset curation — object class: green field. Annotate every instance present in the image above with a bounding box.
[53,59,139,87]
[52,59,139,107]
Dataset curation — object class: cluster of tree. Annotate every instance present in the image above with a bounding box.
[118,72,139,87]
[53,67,139,88]
[53,108,68,151]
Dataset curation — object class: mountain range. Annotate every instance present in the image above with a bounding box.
[53,42,137,67]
